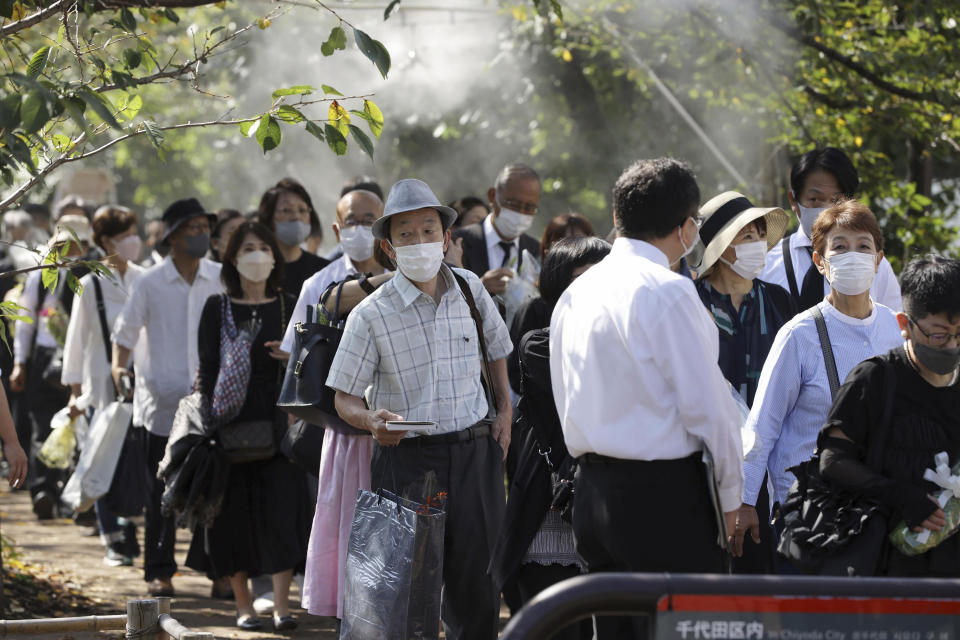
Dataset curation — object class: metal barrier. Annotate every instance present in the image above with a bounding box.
[499,573,960,640]
[0,596,213,639]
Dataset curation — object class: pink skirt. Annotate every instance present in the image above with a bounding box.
[301,429,373,618]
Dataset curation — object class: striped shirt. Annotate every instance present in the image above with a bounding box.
[742,299,903,507]
[327,264,512,434]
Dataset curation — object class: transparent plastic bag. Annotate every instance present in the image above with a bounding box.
[37,408,77,469]
[340,489,446,640]
[502,249,541,326]
[889,452,960,556]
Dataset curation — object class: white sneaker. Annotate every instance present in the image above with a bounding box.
[253,591,275,615]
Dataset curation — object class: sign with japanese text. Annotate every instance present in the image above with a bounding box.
[656,595,960,640]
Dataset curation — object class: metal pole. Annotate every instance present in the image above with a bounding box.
[126,599,159,640]
[180,633,215,640]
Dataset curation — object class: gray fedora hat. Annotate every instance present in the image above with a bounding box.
[372,178,458,240]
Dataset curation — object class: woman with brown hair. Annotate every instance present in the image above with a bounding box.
[539,213,594,262]
[186,221,310,631]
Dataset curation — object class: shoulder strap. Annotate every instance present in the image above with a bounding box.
[782,235,801,307]
[28,270,45,359]
[811,305,841,400]
[92,278,112,365]
[453,272,498,416]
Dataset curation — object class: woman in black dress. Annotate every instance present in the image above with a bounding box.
[819,255,960,576]
[257,178,329,296]
[187,222,310,630]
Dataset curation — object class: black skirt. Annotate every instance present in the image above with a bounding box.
[185,455,311,578]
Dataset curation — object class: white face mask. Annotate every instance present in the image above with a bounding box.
[235,250,275,283]
[671,219,697,267]
[719,240,767,281]
[339,225,375,262]
[113,235,142,262]
[792,192,826,239]
[493,205,534,239]
[391,241,445,283]
[823,251,877,295]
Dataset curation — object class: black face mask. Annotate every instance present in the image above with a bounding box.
[182,233,210,259]
[912,340,960,376]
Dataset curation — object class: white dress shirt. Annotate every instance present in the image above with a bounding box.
[550,237,744,512]
[61,264,146,411]
[112,257,223,436]
[760,228,902,311]
[483,215,520,271]
[14,270,64,364]
[742,299,903,508]
[280,254,358,354]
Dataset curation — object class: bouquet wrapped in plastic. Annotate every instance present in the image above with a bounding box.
[889,452,960,556]
[38,408,77,469]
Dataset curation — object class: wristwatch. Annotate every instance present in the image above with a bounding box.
[358,273,377,294]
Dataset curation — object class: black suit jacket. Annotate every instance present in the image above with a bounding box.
[454,220,540,277]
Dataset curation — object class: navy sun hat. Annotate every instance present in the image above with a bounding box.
[161,198,217,243]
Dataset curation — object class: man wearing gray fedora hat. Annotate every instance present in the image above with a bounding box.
[327,178,513,640]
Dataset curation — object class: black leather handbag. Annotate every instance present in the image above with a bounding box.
[776,307,897,576]
[277,277,366,436]
[280,418,324,476]
[219,419,276,464]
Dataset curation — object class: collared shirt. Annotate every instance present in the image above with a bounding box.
[14,270,63,363]
[483,215,520,271]
[742,299,903,508]
[550,238,744,512]
[280,254,358,354]
[61,265,146,412]
[695,279,787,406]
[327,265,512,434]
[760,228,902,311]
[113,257,223,435]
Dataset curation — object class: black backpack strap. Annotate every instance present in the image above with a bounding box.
[811,305,840,400]
[453,272,498,417]
[782,235,801,315]
[92,278,112,365]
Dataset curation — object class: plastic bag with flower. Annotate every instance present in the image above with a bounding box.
[889,452,960,556]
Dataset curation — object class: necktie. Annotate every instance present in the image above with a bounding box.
[499,241,514,268]
[799,246,825,311]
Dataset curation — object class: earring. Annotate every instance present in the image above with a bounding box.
[901,330,909,339]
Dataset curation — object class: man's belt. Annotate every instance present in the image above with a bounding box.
[398,421,492,447]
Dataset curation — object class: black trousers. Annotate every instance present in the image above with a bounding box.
[136,428,177,582]
[573,453,725,640]
[516,563,591,640]
[372,432,505,640]
[731,475,775,574]
[24,372,70,507]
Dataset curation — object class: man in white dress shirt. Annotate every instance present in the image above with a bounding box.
[760,147,901,313]
[551,158,743,638]
[112,198,223,597]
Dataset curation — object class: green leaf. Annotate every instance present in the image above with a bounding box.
[122,48,142,69]
[276,105,305,123]
[51,134,72,153]
[271,85,315,99]
[0,0,15,19]
[121,94,142,120]
[348,124,374,159]
[0,93,21,130]
[120,7,137,32]
[324,123,347,155]
[321,26,347,57]
[353,29,391,78]
[254,114,281,153]
[305,120,325,142]
[27,46,51,79]
[142,120,164,148]
[66,272,83,296]
[239,119,258,137]
[384,0,401,20]
[164,8,179,23]
[320,84,343,96]
[77,87,122,130]
[550,0,563,22]
[41,265,59,292]
[210,25,225,36]
[62,96,90,135]
[20,91,50,135]
[328,101,350,137]
[363,99,384,139]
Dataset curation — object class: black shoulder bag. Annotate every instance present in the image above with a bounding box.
[776,306,896,576]
[452,272,498,422]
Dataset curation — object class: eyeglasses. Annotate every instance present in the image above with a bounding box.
[906,314,960,348]
[183,221,210,234]
[341,219,374,229]
[500,198,538,216]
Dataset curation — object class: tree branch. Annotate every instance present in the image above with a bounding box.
[757,6,956,106]
[0,0,67,39]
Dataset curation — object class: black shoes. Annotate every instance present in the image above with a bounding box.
[33,491,56,520]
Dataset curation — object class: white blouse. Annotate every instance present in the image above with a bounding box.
[61,264,145,412]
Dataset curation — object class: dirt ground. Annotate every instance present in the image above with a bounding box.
[0,485,339,639]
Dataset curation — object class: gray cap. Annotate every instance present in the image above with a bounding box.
[372,178,458,240]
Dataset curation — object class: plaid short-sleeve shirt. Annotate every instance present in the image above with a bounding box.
[326,265,512,434]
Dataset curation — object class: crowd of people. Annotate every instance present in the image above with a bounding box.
[0,145,957,639]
